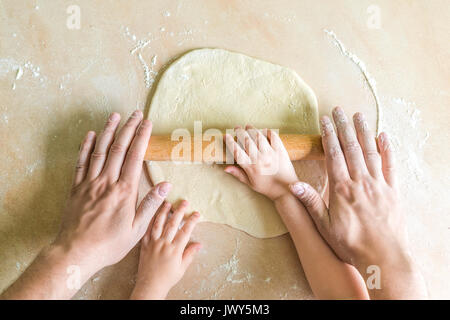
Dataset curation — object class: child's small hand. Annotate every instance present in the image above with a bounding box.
[130,200,201,300]
[224,126,298,201]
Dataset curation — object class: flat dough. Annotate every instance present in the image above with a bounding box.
[146,48,326,238]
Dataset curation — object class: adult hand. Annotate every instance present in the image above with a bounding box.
[289,107,427,299]
[1,111,173,300]
[55,110,171,274]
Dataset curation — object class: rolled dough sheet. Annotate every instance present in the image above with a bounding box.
[146,48,326,238]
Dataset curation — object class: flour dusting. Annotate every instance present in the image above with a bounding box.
[381,97,430,191]
[211,239,254,285]
[323,29,429,193]
[122,26,160,89]
[324,29,382,134]
[0,58,47,89]
[137,52,158,88]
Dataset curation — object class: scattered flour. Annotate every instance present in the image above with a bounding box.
[121,25,200,88]
[381,97,430,190]
[137,52,158,88]
[324,29,382,134]
[0,58,20,78]
[0,58,47,89]
[197,238,256,299]
[211,239,254,285]
[323,29,430,197]
[15,67,24,80]
[122,26,159,89]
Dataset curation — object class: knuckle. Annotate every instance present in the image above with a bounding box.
[80,142,91,153]
[167,221,178,230]
[328,145,343,159]
[109,143,126,154]
[125,118,138,128]
[153,220,163,230]
[334,181,348,194]
[91,151,106,160]
[150,232,160,240]
[119,180,134,192]
[136,125,149,137]
[104,119,115,130]
[365,150,380,160]
[321,122,335,137]
[302,189,317,206]
[127,149,143,162]
[177,228,188,238]
[75,163,86,172]
[344,141,361,153]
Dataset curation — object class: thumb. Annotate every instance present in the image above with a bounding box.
[224,165,250,185]
[289,182,329,230]
[133,182,172,238]
[182,242,202,270]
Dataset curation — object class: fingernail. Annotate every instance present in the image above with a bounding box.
[132,110,142,118]
[109,112,120,121]
[354,113,367,131]
[320,116,333,136]
[142,119,151,126]
[333,107,346,126]
[379,133,391,151]
[290,182,305,196]
[193,212,200,218]
[157,183,172,197]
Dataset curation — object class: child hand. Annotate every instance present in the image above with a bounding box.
[130,200,202,300]
[224,125,298,201]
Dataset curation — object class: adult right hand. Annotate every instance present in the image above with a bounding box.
[289,107,427,299]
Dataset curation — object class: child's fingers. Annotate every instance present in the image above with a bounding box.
[150,201,172,240]
[145,199,168,238]
[246,125,271,153]
[268,129,283,151]
[133,182,171,239]
[182,242,202,270]
[224,165,250,185]
[235,127,257,162]
[173,212,201,248]
[241,131,258,162]
[162,200,189,242]
[224,134,250,166]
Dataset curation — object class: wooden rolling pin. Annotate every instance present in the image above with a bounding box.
[145,134,324,162]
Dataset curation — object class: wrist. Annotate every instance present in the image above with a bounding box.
[353,242,415,275]
[47,240,99,281]
[272,190,294,204]
[355,251,427,299]
[131,282,169,300]
[356,254,415,278]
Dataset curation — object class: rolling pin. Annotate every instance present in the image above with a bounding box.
[144,134,324,162]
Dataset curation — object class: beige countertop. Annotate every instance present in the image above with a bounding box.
[0,0,448,299]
